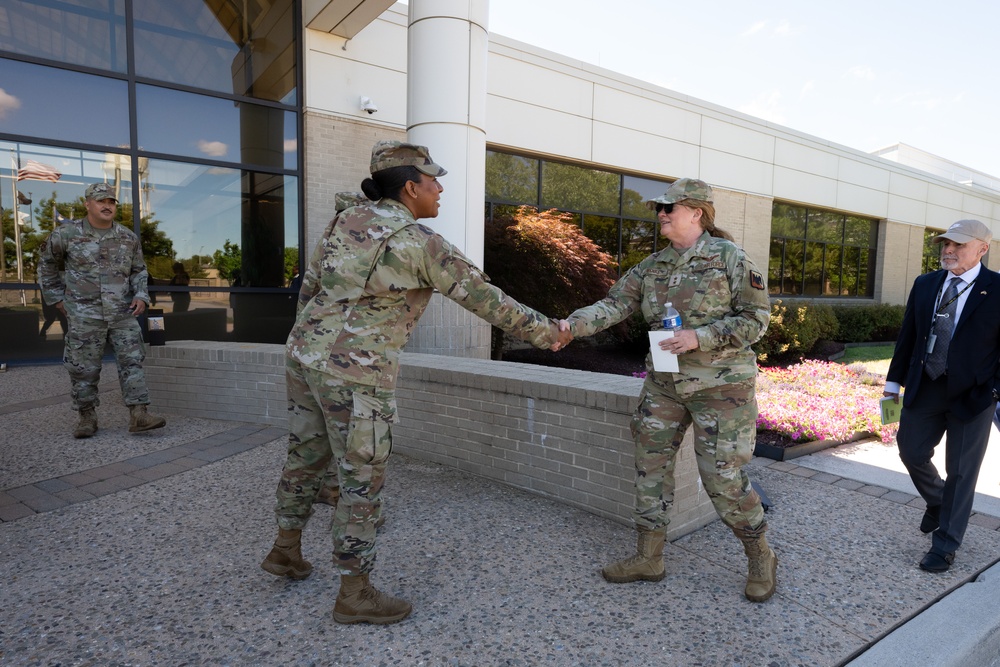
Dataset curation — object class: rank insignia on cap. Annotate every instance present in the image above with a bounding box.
[750,270,765,290]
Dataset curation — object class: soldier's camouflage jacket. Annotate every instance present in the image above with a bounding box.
[287,197,559,388]
[38,219,149,322]
[568,231,770,397]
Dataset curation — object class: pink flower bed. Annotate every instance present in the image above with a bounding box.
[756,360,897,444]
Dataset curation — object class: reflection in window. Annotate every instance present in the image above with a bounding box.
[485,153,538,203]
[769,202,876,297]
[133,0,297,104]
[141,159,298,290]
[541,162,620,215]
[0,59,129,148]
[485,150,670,276]
[137,86,296,169]
[0,0,127,72]
[923,228,943,274]
[582,215,620,272]
[1,142,133,285]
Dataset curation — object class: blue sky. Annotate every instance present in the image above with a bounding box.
[487,0,1000,178]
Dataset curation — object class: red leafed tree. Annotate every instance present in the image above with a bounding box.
[483,206,619,358]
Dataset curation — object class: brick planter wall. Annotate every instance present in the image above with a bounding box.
[145,342,717,538]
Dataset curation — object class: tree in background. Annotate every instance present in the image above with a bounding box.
[483,206,619,359]
[213,240,242,285]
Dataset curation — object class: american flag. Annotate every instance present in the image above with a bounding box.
[17,159,61,182]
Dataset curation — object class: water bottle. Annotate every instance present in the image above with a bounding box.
[662,302,682,332]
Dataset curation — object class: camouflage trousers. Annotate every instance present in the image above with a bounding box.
[63,315,149,411]
[630,373,765,536]
[276,356,397,575]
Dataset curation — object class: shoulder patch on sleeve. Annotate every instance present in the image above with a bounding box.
[750,270,765,290]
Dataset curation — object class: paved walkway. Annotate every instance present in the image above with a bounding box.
[2,362,1000,666]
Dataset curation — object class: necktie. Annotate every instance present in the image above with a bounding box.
[925,276,962,379]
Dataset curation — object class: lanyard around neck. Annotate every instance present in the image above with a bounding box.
[935,277,974,316]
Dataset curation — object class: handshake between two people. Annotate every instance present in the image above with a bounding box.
[549,319,573,352]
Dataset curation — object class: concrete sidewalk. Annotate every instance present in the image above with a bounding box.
[2,362,1000,666]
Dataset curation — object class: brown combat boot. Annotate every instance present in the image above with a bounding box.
[260,528,313,580]
[601,527,666,583]
[73,408,98,439]
[734,528,777,602]
[333,573,412,624]
[128,405,166,433]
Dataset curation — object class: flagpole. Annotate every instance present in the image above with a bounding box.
[11,149,25,305]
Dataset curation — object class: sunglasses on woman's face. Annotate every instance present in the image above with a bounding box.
[655,203,674,214]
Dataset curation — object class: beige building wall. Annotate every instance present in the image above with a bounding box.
[302,112,405,250]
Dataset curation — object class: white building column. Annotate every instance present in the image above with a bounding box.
[405,0,492,358]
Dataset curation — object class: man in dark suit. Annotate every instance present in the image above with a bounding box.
[884,219,1000,573]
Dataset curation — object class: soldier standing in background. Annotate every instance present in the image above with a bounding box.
[261,141,570,624]
[37,182,166,438]
[561,178,777,602]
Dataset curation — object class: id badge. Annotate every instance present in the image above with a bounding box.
[926,333,937,355]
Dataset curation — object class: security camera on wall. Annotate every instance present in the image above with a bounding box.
[360,96,378,114]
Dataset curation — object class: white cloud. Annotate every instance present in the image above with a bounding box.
[0,88,22,120]
[742,20,767,36]
[284,138,297,153]
[845,65,876,81]
[800,80,816,98]
[772,20,804,36]
[197,140,228,157]
[738,91,786,124]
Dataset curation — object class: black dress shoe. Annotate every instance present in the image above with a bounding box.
[920,506,940,534]
[919,550,955,573]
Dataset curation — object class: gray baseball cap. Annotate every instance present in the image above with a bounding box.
[933,219,992,244]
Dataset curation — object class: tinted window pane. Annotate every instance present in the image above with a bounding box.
[768,238,784,295]
[823,245,843,295]
[0,0,126,72]
[141,159,298,291]
[803,242,825,295]
[133,0,296,103]
[771,203,805,238]
[541,162,619,214]
[582,215,620,272]
[783,239,804,295]
[923,228,943,274]
[622,219,654,272]
[0,59,129,147]
[842,246,860,296]
[136,85,296,169]
[844,216,874,247]
[622,175,667,220]
[806,210,843,242]
[485,152,538,203]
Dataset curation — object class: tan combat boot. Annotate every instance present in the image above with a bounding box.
[333,573,412,624]
[601,527,666,583]
[128,405,166,433]
[260,528,313,580]
[73,408,98,439]
[734,528,777,602]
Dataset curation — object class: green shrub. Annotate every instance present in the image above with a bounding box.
[831,303,904,342]
[754,300,838,364]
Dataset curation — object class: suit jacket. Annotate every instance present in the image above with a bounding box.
[887,266,1000,421]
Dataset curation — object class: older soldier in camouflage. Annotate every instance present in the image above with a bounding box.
[261,141,570,624]
[37,183,166,438]
[564,178,777,602]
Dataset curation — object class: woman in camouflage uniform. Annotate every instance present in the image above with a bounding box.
[565,178,777,602]
[261,141,569,624]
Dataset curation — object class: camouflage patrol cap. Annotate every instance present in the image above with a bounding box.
[84,182,118,202]
[370,140,447,177]
[933,219,992,245]
[645,178,713,210]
